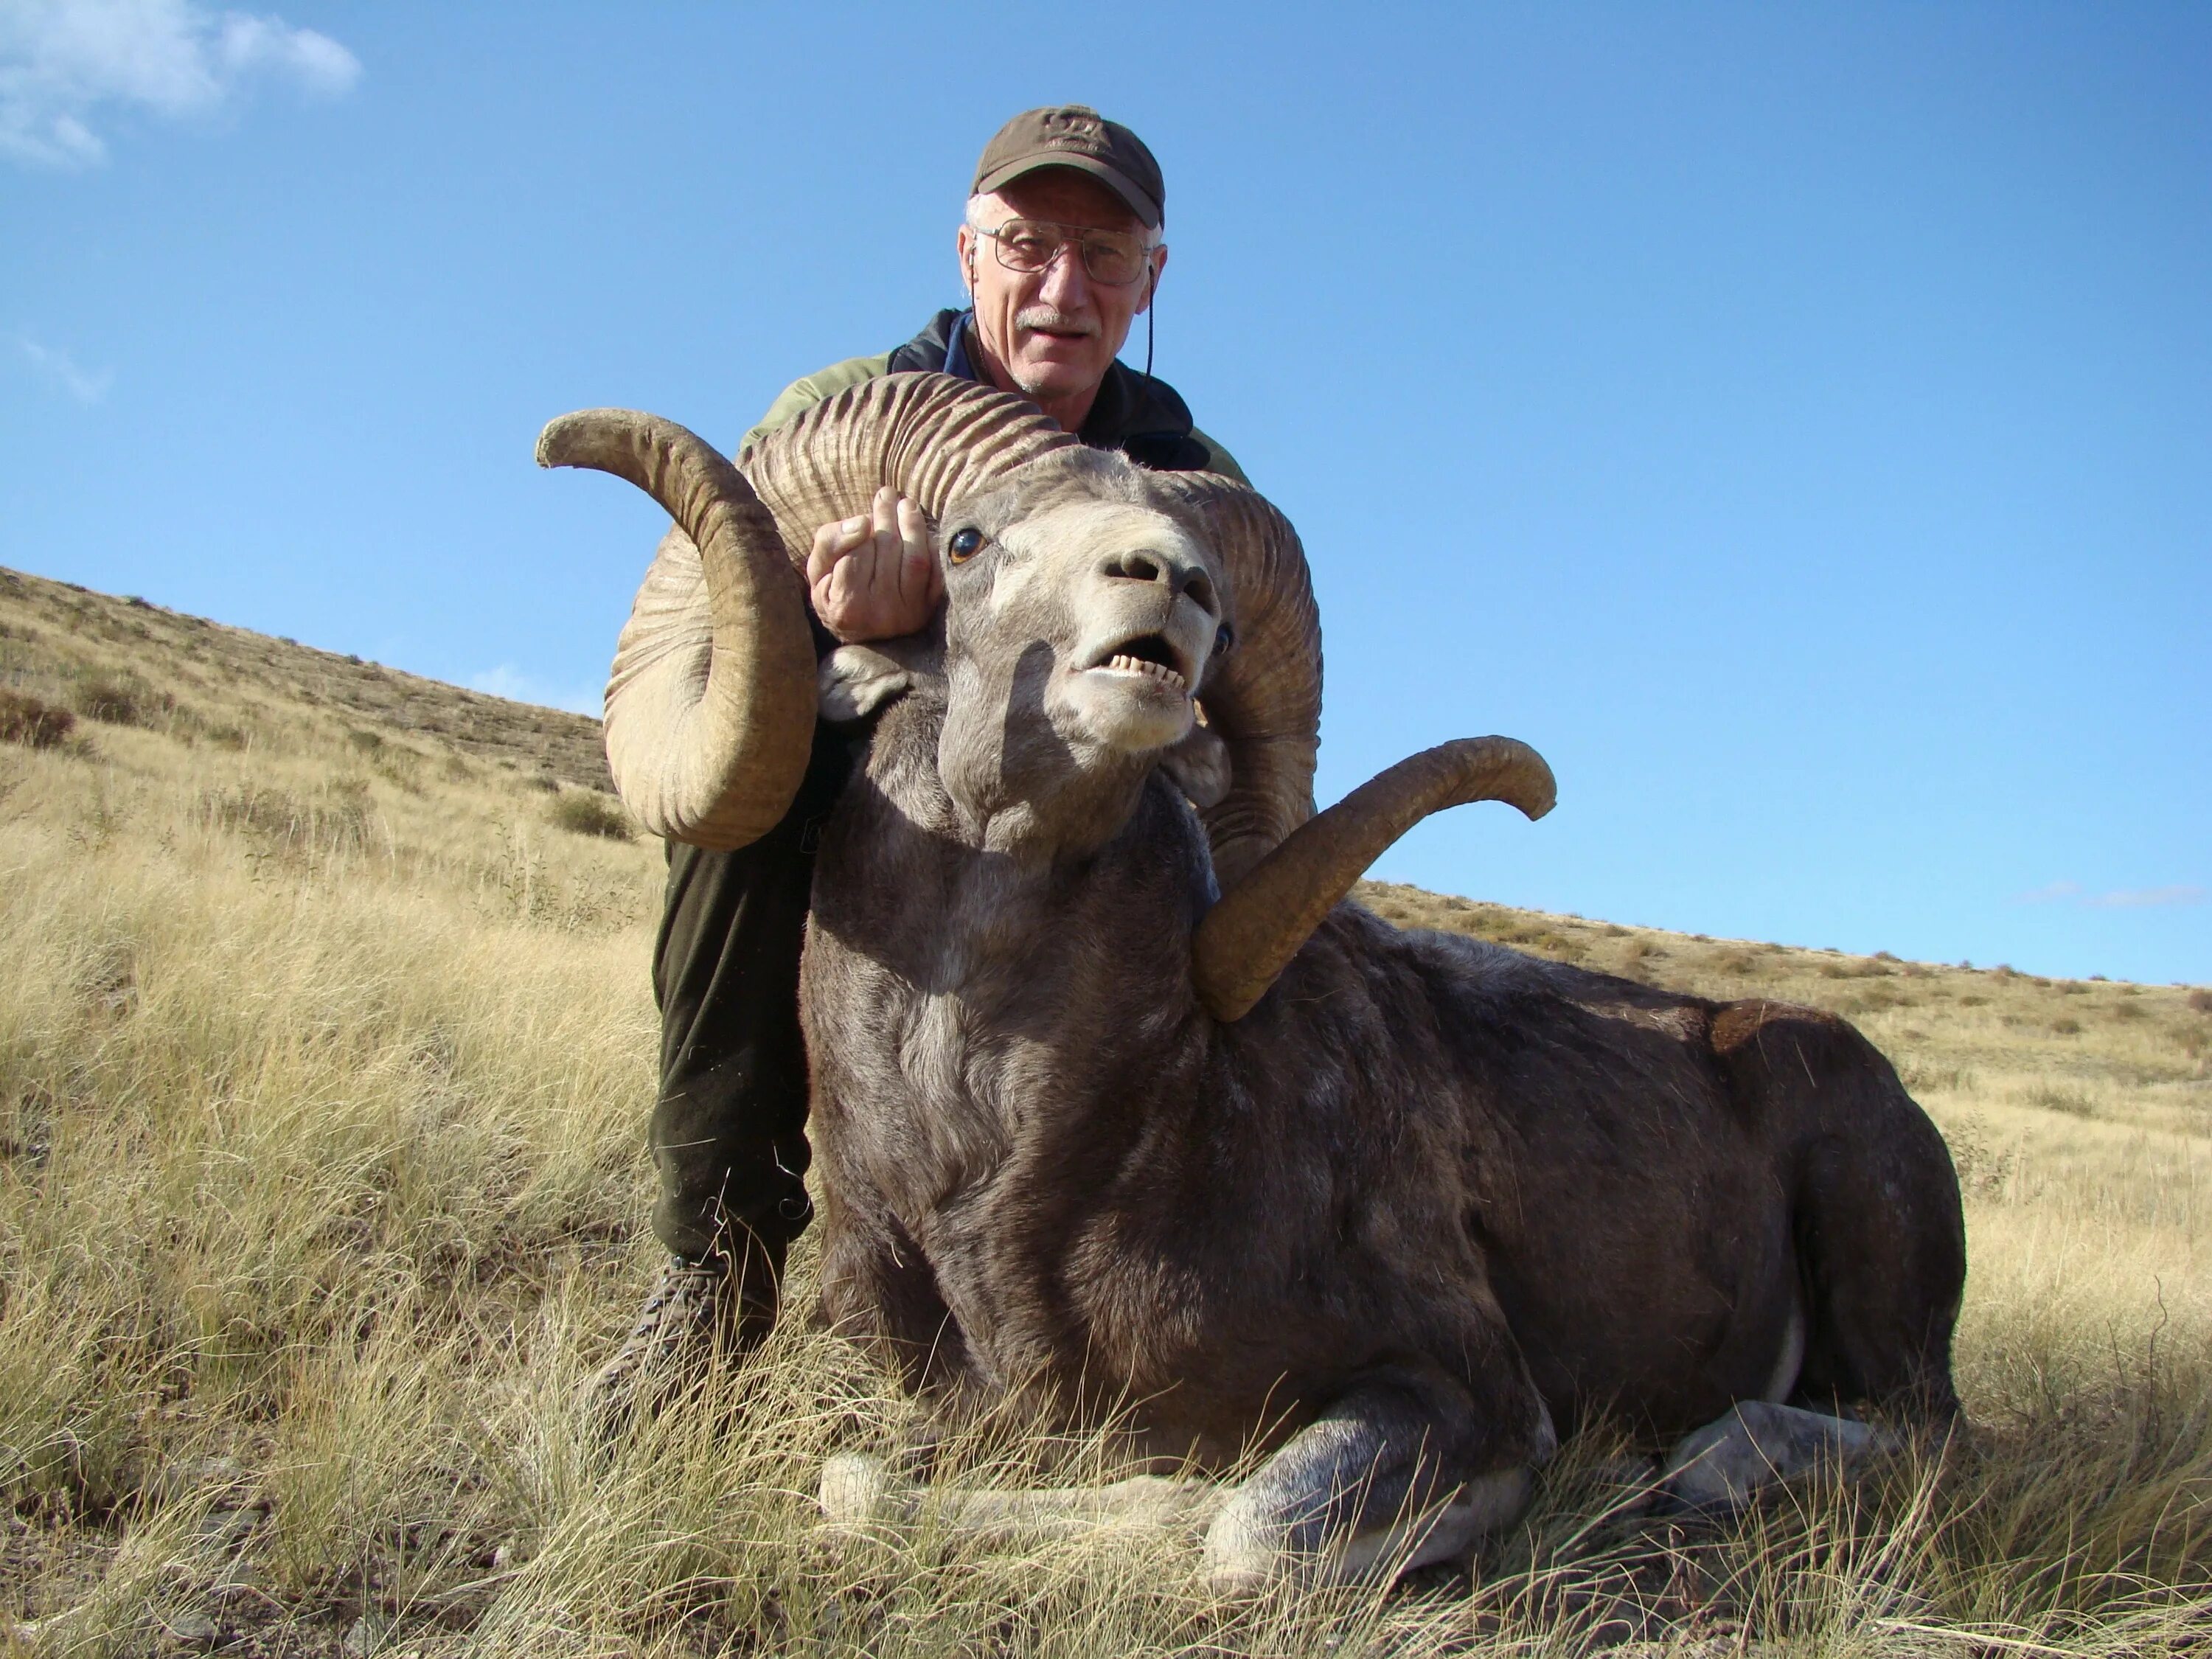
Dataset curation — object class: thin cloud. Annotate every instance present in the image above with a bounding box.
[2087,885,2205,910]
[0,0,360,168]
[2014,878,2203,910]
[18,334,112,402]
[469,665,603,719]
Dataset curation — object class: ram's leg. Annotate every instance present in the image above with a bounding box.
[820,1453,1220,1543]
[1203,1371,1545,1594]
[1658,1400,1899,1512]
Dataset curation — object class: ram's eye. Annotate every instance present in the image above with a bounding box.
[947,526,984,563]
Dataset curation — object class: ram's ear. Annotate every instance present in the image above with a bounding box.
[1161,721,1231,810]
[818,644,922,726]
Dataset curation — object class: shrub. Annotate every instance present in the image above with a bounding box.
[548,789,634,841]
[0,689,74,750]
[1845,987,1913,1014]
[1901,1062,1975,1093]
[2190,989,2212,1015]
[2025,1082,2096,1117]
[69,672,174,728]
[198,780,373,856]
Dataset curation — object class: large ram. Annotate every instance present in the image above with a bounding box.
[540,375,1966,1589]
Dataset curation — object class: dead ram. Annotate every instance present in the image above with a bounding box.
[540,375,1966,1590]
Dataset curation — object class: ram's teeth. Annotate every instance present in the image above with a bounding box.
[1099,653,1186,692]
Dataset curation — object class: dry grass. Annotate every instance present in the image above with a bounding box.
[3,563,2208,1655]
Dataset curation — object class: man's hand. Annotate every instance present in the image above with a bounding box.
[807,486,942,644]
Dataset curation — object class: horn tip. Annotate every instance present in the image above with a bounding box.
[536,408,644,471]
[1494,737,1555,821]
[535,411,590,470]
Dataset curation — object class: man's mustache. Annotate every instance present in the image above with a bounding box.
[1015,308,1099,337]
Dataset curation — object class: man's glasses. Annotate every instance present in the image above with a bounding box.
[973,218,1157,288]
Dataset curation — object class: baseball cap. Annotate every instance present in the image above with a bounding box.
[971,105,1165,229]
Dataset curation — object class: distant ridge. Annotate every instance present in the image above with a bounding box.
[0,563,611,791]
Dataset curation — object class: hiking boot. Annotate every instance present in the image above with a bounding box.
[581,1250,778,1436]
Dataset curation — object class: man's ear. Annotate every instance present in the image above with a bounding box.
[818,644,916,727]
[1160,721,1229,809]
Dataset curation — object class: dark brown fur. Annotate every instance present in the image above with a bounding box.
[799,457,1965,1490]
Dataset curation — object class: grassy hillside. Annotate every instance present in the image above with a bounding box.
[1,563,2206,1656]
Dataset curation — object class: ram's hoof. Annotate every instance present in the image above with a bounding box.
[1201,1476,1508,1596]
[1659,1402,1899,1512]
[818,1453,917,1530]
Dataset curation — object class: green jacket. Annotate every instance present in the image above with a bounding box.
[742,307,1247,487]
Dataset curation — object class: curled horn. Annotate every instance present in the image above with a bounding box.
[537,411,817,849]
[1193,737,1557,1023]
[1150,475,1324,887]
[556,377,1076,850]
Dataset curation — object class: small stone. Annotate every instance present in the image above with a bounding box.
[195,1503,265,1548]
[167,1608,219,1644]
[344,1614,383,1655]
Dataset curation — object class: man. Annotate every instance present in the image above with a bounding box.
[591,105,1246,1413]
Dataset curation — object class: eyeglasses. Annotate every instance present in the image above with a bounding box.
[972,217,1158,288]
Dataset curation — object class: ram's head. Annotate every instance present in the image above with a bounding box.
[540,376,1320,880]
[826,448,1263,852]
[541,374,1551,1021]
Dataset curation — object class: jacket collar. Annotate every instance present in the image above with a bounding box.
[889,308,1196,451]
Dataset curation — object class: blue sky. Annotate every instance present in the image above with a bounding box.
[3,2,2206,984]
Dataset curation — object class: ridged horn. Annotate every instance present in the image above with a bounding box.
[1149,474,1323,886]
[1192,737,1557,1022]
[739,374,1080,565]
[585,376,1077,849]
[537,410,816,850]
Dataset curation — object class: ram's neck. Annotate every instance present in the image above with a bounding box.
[814,697,1214,1049]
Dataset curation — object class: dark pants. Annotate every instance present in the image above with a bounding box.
[649,720,851,1265]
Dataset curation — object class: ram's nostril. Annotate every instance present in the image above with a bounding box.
[1184,574,1216,613]
[1102,551,1171,585]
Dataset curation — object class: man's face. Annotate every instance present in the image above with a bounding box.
[957,169,1167,414]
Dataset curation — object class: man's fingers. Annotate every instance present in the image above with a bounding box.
[846,485,890,604]
[807,512,871,591]
[807,490,943,642]
[896,495,931,607]
[869,486,902,593]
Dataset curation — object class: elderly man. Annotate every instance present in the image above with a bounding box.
[592,105,1246,1413]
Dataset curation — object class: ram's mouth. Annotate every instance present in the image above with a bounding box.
[1082,632,1191,695]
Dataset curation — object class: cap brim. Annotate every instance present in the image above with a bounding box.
[973,154,1161,229]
